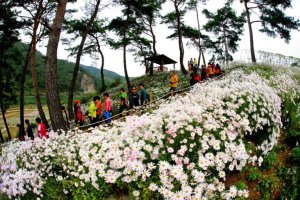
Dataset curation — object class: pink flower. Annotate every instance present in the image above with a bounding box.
[167,147,174,153]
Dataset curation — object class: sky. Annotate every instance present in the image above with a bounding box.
[32,0,300,77]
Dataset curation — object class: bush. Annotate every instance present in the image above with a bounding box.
[261,150,277,170]
[257,177,278,200]
[247,167,261,181]
[290,146,300,164]
[276,166,300,200]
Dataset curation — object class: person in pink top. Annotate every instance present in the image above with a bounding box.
[35,117,48,139]
[103,92,112,126]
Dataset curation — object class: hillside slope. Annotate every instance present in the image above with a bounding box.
[2,63,300,199]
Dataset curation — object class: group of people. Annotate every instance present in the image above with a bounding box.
[73,83,150,127]
[18,63,221,135]
[17,117,48,141]
[73,93,112,127]
[189,60,222,86]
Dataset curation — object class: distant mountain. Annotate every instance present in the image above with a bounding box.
[15,42,125,95]
[80,64,125,84]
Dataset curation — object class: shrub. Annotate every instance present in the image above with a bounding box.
[290,146,300,164]
[247,167,261,181]
[261,150,277,170]
[257,177,277,200]
[276,166,300,200]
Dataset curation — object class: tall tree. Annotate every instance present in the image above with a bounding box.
[29,0,51,129]
[176,24,210,60]
[108,1,144,89]
[19,0,51,135]
[45,0,68,131]
[73,19,109,93]
[66,0,102,120]
[187,0,207,66]
[236,0,300,63]
[87,20,108,93]
[203,3,245,64]
[131,0,165,75]
[162,0,188,74]
[0,1,24,140]
[0,129,3,143]
[128,35,152,73]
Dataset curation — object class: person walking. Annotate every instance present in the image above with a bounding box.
[35,117,48,139]
[169,71,178,93]
[61,106,70,129]
[129,86,140,109]
[74,100,85,126]
[88,97,97,124]
[200,65,207,81]
[139,83,149,106]
[95,96,102,122]
[193,58,198,68]
[25,119,34,140]
[119,88,127,115]
[215,63,221,76]
[103,92,112,126]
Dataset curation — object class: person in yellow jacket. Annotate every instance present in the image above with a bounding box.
[88,98,97,124]
[170,71,178,91]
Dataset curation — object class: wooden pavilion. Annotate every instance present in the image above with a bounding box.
[146,54,177,72]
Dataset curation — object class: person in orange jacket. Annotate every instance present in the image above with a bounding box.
[170,71,178,91]
[74,100,85,126]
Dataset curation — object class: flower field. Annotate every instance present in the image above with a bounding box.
[1,63,300,199]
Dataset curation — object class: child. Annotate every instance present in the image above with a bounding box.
[88,97,97,124]
[103,92,112,126]
[95,96,102,122]
[119,88,127,114]
[61,106,70,129]
[25,119,34,140]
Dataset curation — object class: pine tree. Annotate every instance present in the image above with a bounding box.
[0,1,25,140]
[237,0,300,63]
[45,0,68,131]
[162,0,188,74]
[66,0,102,120]
[203,3,245,64]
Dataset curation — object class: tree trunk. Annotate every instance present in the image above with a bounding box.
[67,0,101,120]
[223,24,229,65]
[150,61,154,75]
[149,19,156,76]
[244,0,256,63]
[123,43,131,90]
[94,36,106,93]
[195,5,206,67]
[0,101,11,140]
[19,45,31,139]
[45,0,67,131]
[174,1,187,74]
[31,0,50,128]
[0,128,4,143]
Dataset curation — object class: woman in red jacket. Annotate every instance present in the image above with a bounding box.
[74,100,85,126]
[35,118,48,139]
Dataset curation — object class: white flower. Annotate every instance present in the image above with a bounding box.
[132,190,140,197]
